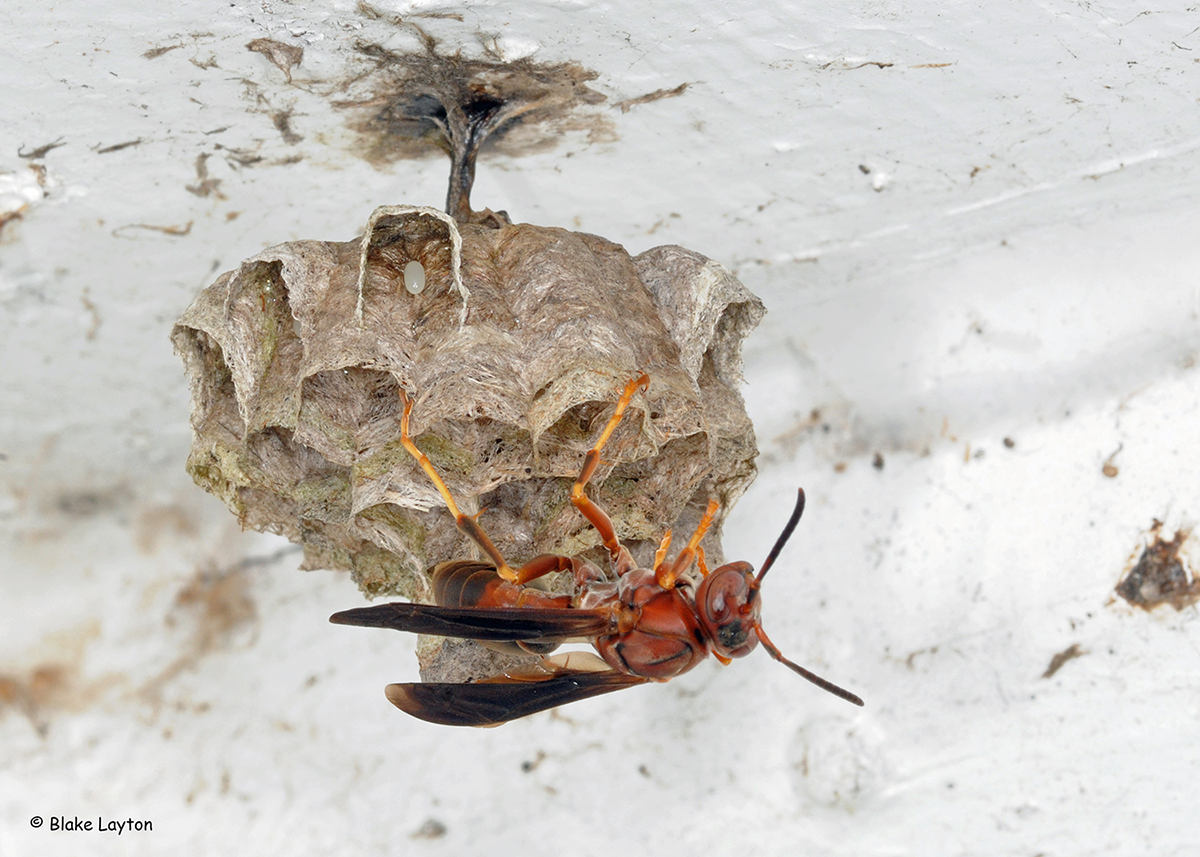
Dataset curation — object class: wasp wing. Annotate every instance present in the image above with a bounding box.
[385,664,650,727]
[329,602,614,643]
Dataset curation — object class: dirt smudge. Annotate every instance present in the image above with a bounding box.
[1115,521,1197,611]
[246,38,304,82]
[614,82,690,113]
[1041,643,1086,679]
[0,620,123,736]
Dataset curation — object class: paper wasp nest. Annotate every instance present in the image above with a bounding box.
[172,205,764,602]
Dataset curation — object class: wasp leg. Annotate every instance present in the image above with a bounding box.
[400,388,528,581]
[658,498,719,589]
[402,391,588,585]
[509,553,576,585]
[569,373,650,563]
[652,529,674,574]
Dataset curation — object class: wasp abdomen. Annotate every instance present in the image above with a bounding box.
[431,561,570,610]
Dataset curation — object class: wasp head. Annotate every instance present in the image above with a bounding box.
[697,488,865,707]
[695,562,762,659]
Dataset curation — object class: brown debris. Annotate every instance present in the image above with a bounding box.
[141,559,267,702]
[0,208,23,237]
[615,82,690,113]
[143,43,184,60]
[18,139,66,160]
[0,664,92,736]
[96,138,144,154]
[1041,643,1087,679]
[0,620,120,736]
[246,38,304,82]
[170,564,258,653]
[270,110,304,145]
[134,503,198,554]
[50,484,133,518]
[1102,443,1122,478]
[820,61,893,71]
[410,819,448,840]
[81,288,102,341]
[113,221,193,238]
[1115,521,1197,610]
[185,152,225,199]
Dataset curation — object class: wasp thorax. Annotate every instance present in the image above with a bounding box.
[695,563,761,659]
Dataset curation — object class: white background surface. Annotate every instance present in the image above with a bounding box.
[3,1,1199,854]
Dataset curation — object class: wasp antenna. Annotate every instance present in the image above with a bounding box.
[756,488,805,584]
[756,625,864,706]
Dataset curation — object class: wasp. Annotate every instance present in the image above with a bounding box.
[330,374,863,726]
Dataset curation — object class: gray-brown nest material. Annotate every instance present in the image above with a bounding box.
[172,207,765,602]
[336,43,608,220]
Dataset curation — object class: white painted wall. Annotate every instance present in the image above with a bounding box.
[3,1,1199,854]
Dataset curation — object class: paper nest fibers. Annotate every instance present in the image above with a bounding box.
[172,205,765,602]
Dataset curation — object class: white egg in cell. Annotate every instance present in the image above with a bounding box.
[404,260,426,294]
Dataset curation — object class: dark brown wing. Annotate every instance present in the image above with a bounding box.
[384,668,650,727]
[329,602,614,643]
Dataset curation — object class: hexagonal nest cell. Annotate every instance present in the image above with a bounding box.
[172,205,765,603]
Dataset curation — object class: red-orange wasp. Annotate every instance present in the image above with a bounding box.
[330,374,863,726]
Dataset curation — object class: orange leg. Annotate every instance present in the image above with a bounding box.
[509,553,575,585]
[652,529,674,573]
[569,373,649,563]
[400,389,573,584]
[658,498,719,589]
